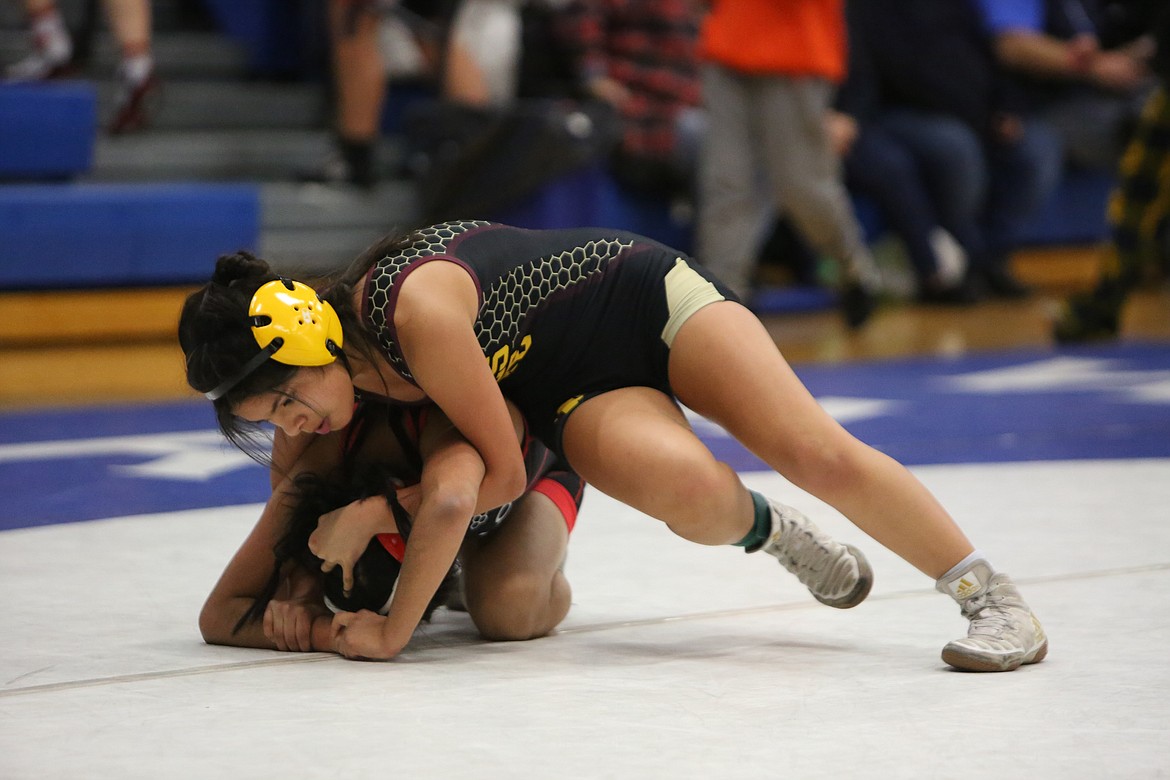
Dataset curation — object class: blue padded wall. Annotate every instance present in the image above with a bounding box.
[484,161,1115,316]
[849,173,1112,250]
[489,165,837,313]
[0,183,260,288]
[490,164,692,253]
[0,83,96,180]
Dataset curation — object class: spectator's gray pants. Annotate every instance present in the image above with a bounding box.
[696,65,876,298]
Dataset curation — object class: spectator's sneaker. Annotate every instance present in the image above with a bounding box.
[297,139,377,189]
[108,72,161,134]
[937,559,1048,672]
[5,50,74,82]
[753,498,873,609]
[1053,292,1121,344]
[928,228,968,288]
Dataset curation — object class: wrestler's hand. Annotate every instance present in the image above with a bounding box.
[331,610,408,661]
[308,498,388,594]
[263,597,331,653]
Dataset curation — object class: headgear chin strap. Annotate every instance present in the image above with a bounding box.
[204,278,344,401]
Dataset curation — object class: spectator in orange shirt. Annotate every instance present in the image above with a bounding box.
[695,0,880,327]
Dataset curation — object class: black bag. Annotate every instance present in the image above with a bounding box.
[401,98,621,223]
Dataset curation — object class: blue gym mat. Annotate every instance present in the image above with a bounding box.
[2,342,1167,530]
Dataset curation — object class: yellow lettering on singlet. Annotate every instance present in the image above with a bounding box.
[489,335,533,381]
[490,345,509,378]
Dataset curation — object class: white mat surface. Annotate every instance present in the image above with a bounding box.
[3,460,1169,779]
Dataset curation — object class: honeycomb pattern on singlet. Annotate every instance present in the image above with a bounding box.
[366,221,634,382]
[365,221,491,379]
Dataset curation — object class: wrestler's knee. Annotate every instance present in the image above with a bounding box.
[468,571,567,641]
[658,460,742,537]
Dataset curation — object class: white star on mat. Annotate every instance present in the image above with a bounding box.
[685,397,901,437]
[939,357,1170,402]
[0,431,263,481]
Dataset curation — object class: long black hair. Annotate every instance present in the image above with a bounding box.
[233,462,457,635]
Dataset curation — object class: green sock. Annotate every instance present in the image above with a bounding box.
[733,491,773,550]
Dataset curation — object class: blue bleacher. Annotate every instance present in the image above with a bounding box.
[0,57,1110,297]
[197,0,318,77]
[0,183,259,288]
[0,79,259,290]
[0,83,96,180]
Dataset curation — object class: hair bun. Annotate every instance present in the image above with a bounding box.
[212,251,272,287]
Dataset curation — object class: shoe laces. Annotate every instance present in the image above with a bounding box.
[772,515,839,584]
[960,585,1024,639]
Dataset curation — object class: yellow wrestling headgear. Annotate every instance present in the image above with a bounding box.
[204,278,344,401]
[249,278,343,366]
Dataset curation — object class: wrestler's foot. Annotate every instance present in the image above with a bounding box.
[754,498,873,608]
[938,559,1048,672]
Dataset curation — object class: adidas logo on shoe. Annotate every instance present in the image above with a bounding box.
[948,573,983,600]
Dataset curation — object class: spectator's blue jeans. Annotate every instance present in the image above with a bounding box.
[874,109,1062,269]
[844,124,948,284]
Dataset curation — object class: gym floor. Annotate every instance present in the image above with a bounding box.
[1,269,1168,779]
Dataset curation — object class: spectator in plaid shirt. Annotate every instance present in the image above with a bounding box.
[558,0,705,197]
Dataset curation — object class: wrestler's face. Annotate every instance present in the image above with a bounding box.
[234,362,354,436]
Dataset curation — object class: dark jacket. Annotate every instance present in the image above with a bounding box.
[837,0,1022,138]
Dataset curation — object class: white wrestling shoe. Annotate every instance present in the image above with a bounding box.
[938,559,1048,672]
[754,498,873,609]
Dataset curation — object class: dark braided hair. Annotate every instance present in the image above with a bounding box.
[180,233,421,455]
[178,252,299,454]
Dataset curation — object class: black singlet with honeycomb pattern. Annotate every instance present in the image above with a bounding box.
[360,221,735,454]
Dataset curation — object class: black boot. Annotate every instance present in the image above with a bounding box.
[298,136,377,189]
[840,283,877,330]
[1053,279,1126,343]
